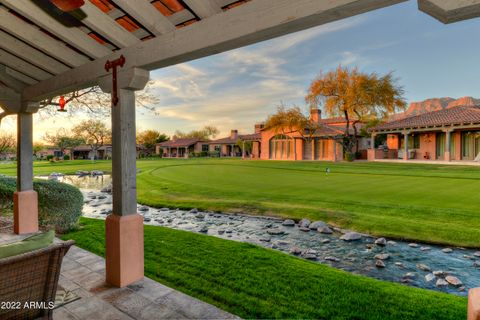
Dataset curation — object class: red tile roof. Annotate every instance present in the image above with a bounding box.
[158,138,206,148]
[372,106,480,132]
[210,133,261,144]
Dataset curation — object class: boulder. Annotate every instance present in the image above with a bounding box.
[375,260,386,268]
[267,229,285,235]
[416,263,431,272]
[442,248,453,253]
[340,232,362,241]
[425,273,435,282]
[309,221,327,230]
[298,218,311,228]
[445,276,463,286]
[282,219,295,227]
[433,270,446,277]
[318,226,333,234]
[325,256,340,262]
[374,238,387,246]
[436,279,448,287]
[374,253,390,260]
[290,247,302,255]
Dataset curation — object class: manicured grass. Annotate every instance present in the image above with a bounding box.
[61,218,467,319]
[1,158,480,246]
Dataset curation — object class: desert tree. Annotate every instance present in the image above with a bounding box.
[43,128,85,158]
[174,125,219,140]
[136,129,169,156]
[306,65,405,156]
[72,120,111,160]
[0,132,15,157]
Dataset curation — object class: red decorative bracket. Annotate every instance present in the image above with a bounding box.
[104,55,126,106]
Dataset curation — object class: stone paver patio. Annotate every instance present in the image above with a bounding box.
[55,244,239,320]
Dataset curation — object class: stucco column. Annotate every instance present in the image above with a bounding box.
[333,139,337,162]
[15,106,39,234]
[444,128,452,161]
[293,138,297,160]
[403,131,409,161]
[99,67,149,287]
[368,133,377,161]
[242,140,245,159]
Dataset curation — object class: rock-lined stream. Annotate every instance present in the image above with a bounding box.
[44,174,480,296]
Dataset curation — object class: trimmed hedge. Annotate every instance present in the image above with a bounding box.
[0,176,83,233]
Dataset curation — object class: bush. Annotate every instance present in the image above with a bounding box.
[63,154,70,160]
[344,152,355,162]
[46,155,54,161]
[0,176,84,233]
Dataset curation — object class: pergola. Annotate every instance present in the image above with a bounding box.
[0,0,478,305]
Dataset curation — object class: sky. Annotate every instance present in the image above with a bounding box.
[3,1,480,142]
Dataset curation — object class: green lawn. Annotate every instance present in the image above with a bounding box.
[1,158,480,246]
[61,218,467,320]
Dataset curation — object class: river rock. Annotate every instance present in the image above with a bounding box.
[416,264,431,272]
[445,276,463,286]
[433,270,447,277]
[190,208,198,214]
[298,218,311,228]
[375,260,386,268]
[374,238,387,246]
[387,241,397,245]
[100,184,112,193]
[309,221,327,230]
[143,217,151,222]
[425,273,435,282]
[325,256,340,262]
[303,254,317,260]
[474,251,480,257]
[409,243,418,248]
[217,230,225,235]
[395,262,403,267]
[199,226,208,233]
[420,246,431,251]
[290,247,302,255]
[340,232,362,241]
[282,219,295,227]
[97,195,107,200]
[436,279,448,287]
[374,253,390,260]
[160,207,169,211]
[195,213,205,219]
[259,237,271,242]
[299,227,310,232]
[138,206,149,212]
[404,272,416,278]
[318,226,333,234]
[267,228,285,235]
[442,248,453,253]
[321,239,331,244]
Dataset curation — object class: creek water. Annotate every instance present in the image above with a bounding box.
[44,174,480,296]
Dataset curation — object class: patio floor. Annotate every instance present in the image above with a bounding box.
[0,227,238,320]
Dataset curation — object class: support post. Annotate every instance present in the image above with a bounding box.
[403,131,409,161]
[368,133,376,161]
[444,129,452,161]
[99,67,149,287]
[14,110,39,234]
[242,140,245,159]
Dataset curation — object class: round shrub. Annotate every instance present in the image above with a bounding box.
[0,176,83,233]
[63,154,70,160]
[46,155,54,161]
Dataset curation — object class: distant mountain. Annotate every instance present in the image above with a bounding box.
[390,96,480,120]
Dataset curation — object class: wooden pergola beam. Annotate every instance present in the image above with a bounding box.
[23,0,407,101]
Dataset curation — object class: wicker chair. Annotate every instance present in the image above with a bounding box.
[0,240,75,320]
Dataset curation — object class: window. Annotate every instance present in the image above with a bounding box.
[202,144,209,152]
[269,135,294,160]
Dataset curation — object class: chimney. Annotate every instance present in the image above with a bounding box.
[230,129,238,140]
[310,108,321,123]
[254,123,265,133]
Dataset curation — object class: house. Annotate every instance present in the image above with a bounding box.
[260,108,368,161]
[209,127,262,158]
[368,105,480,162]
[156,138,209,158]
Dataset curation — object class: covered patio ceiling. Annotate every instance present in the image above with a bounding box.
[0,0,477,107]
